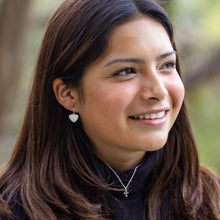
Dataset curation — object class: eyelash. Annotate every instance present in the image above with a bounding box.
[160,61,176,70]
[113,61,176,77]
[114,67,136,76]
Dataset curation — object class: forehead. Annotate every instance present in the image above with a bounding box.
[84,16,173,72]
[97,16,173,63]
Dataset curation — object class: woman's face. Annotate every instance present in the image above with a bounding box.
[75,17,185,169]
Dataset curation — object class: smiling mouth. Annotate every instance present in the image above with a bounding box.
[131,110,166,120]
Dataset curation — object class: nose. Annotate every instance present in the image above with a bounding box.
[140,68,168,101]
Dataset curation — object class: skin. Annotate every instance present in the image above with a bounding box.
[53,16,185,172]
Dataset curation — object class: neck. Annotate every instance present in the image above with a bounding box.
[95,150,146,172]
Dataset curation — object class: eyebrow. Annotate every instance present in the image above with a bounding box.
[156,50,177,61]
[104,50,177,67]
[104,58,144,67]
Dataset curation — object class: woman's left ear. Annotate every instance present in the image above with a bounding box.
[52,78,79,112]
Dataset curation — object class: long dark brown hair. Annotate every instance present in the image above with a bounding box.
[0,0,220,219]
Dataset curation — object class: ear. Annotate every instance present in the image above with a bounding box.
[52,78,79,112]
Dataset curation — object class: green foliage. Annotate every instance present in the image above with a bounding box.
[200,1,220,43]
[171,0,220,53]
[166,0,220,175]
[187,81,220,174]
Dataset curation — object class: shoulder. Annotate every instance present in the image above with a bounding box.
[9,200,29,220]
[0,192,29,220]
[200,165,220,185]
[200,165,220,199]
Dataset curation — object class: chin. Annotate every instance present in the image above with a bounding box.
[142,137,168,152]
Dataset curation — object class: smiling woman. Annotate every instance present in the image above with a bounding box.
[63,17,185,171]
[0,0,220,220]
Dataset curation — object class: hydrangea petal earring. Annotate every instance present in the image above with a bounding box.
[69,112,79,123]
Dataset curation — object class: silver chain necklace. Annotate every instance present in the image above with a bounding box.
[106,164,139,197]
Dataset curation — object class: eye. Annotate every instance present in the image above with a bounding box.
[115,67,136,76]
[160,62,176,70]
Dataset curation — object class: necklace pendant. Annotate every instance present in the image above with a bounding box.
[106,163,139,199]
[124,189,129,197]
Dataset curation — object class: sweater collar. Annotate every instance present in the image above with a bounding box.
[97,150,159,198]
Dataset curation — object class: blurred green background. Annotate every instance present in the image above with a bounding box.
[0,0,220,174]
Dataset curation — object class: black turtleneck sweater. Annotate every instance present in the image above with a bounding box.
[0,151,158,220]
[100,150,158,220]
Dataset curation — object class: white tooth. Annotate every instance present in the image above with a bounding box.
[158,111,165,118]
[144,114,150,119]
[137,111,165,120]
[138,115,144,119]
[156,113,161,118]
[150,113,157,119]
[155,113,159,118]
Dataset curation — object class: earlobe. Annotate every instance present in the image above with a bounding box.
[52,78,79,112]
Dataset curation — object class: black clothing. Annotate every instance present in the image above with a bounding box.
[100,151,158,220]
[0,151,158,220]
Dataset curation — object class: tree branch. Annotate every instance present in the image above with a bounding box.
[183,48,220,90]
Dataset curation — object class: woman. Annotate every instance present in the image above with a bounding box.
[0,0,219,219]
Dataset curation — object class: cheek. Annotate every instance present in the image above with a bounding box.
[168,77,185,109]
[91,83,137,113]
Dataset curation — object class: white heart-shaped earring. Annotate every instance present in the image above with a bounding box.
[69,112,79,123]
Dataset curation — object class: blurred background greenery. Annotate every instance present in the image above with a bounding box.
[0,0,220,174]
